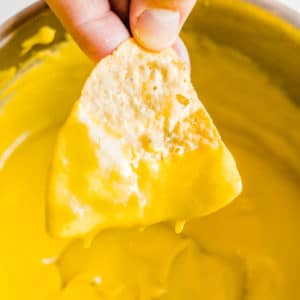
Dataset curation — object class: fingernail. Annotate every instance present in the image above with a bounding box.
[134,9,180,51]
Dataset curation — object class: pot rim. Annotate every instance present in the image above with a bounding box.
[0,0,299,42]
[0,1,47,41]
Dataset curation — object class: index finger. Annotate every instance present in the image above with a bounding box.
[45,0,130,61]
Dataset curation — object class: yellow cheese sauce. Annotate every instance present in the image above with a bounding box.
[0,15,300,300]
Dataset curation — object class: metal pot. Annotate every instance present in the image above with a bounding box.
[0,2,299,298]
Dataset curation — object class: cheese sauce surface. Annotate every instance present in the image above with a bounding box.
[0,7,300,300]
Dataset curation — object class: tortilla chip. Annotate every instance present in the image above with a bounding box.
[47,39,242,238]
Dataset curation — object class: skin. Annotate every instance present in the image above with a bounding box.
[45,0,196,64]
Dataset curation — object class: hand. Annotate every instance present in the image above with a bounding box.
[45,0,196,63]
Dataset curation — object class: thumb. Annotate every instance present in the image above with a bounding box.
[130,0,196,51]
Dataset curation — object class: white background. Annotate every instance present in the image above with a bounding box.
[0,0,300,25]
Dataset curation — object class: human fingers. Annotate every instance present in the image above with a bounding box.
[130,0,196,51]
[45,0,130,61]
